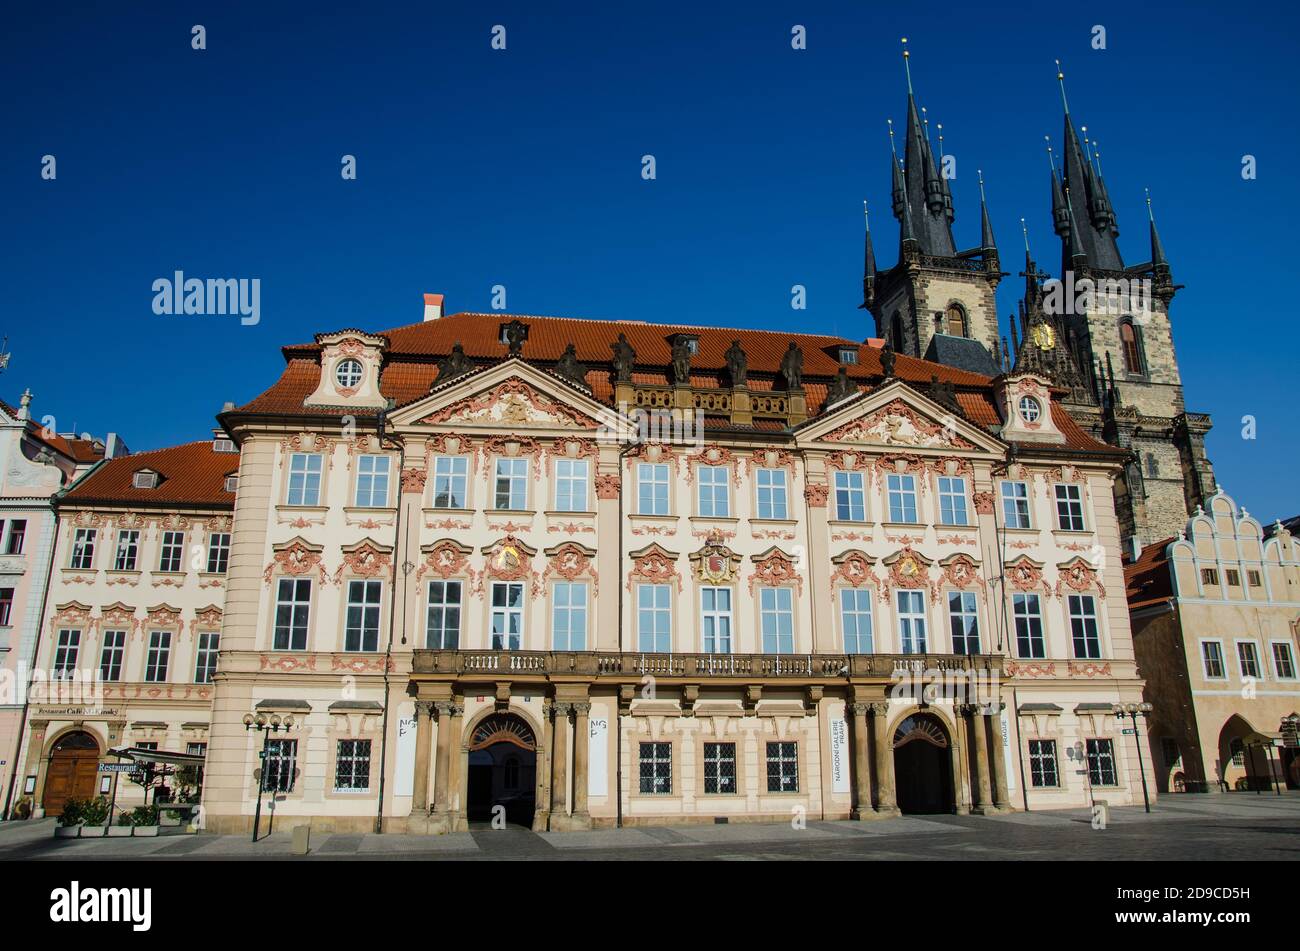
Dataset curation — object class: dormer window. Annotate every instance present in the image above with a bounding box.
[224,474,239,493]
[839,347,859,365]
[132,470,160,489]
[213,437,236,453]
[335,359,364,389]
[684,339,699,355]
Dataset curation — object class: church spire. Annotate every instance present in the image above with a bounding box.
[860,201,878,309]
[897,39,956,256]
[1146,189,1168,268]
[978,169,997,252]
[1054,60,1123,271]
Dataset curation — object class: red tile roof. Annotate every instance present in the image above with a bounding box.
[61,440,236,509]
[1124,536,1176,609]
[2,398,109,464]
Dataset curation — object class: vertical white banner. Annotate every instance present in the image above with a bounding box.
[1000,708,1016,794]
[588,713,609,797]
[394,715,416,797]
[829,717,850,793]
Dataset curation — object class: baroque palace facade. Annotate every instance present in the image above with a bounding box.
[165,298,1155,835]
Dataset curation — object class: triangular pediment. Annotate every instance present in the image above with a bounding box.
[389,359,626,434]
[795,380,1004,455]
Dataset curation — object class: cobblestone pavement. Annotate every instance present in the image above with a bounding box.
[3,792,1297,861]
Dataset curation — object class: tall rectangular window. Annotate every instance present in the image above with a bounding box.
[697,465,730,517]
[159,531,184,572]
[1237,641,1262,679]
[114,530,139,571]
[938,476,968,526]
[702,742,736,794]
[551,582,588,651]
[53,629,80,680]
[1028,739,1059,787]
[194,632,220,683]
[700,586,733,653]
[0,587,12,627]
[335,739,372,792]
[1054,484,1085,531]
[756,468,788,520]
[274,578,311,651]
[490,582,524,650]
[947,591,980,655]
[263,739,298,792]
[1201,641,1225,679]
[99,630,125,682]
[1068,594,1101,659]
[896,590,928,654]
[286,453,323,506]
[1272,642,1297,680]
[554,459,589,512]
[354,455,391,508]
[834,471,866,522]
[637,583,671,652]
[144,631,172,682]
[70,529,96,570]
[431,456,468,508]
[4,519,25,555]
[1013,594,1045,659]
[426,581,462,649]
[1001,481,1031,529]
[1086,738,1118,786]
[493,458,528,510]
[760,587,794,654]
[206,533,231,573]
[637,463,669,515]
[639,742,672,794]
[345,580,383,652]
[766,741,798,792]
[887,473,918,523]
[840,588,874,653]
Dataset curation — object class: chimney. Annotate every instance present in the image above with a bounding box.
[105,432,128,458]
[423,293,444,322]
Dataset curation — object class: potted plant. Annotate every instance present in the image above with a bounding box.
[108,810,134,836]
[130,804,160,837]
[54,798,84,837]
[11,796,32,820]
[80,797,110,837]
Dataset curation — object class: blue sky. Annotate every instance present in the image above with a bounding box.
[4,1,1297,519]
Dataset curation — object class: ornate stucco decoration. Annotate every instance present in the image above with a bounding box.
[938,553,986,593]
[145,603,183,630]
[481,535,539,596]
[803,483,829,507]
[829,550,879,597]
[99,602,140,636]
[624,441,678,470]
[279,432,340,468]
[753,446,796,473]
[747,547,803,596]
[594,473,621,500]
[50,602,93,631]
[480,435,544,479]
[1054,557,1107,600]
[880,546,938,603]
[400,467,427,494]
[823,398,975,450]
[627,544,682,593]
[689,533,741,584]
[685,444,742,486]
[1005,556,1053,598]
[333,540,394,584]
[262,538,327,585]
[189,605,223,636]
[971,490,995,514]
[543,542,599,597]
[417,539,473,583]
[422,378,596,430]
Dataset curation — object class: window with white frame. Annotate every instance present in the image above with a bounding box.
[1013,593,1045,659]
[947,591,980,654]
[1086,738,1118,786]
[700,586,733,653]
[490,582,524,650]
[263,739,298,792]
[1001,481,1031,529]
[206,533,230,573]
[840,588,874,653]
[114,530,139,571]
[1068,594,1102,659]
[1236,641,1262,679]
[70,528,96,570]
[760,587,794,654]
[766,741,798,792]
[354,455,391,508]
[431,456,469,508]
[637,583,671,652]
[834,471,866,522]
[637,463,670,515]
[639,742,671,794]
[493,458,528,510]
[554,458,589,512]
[1201,640,1226,679]
[1054,484,1085,531]
[1028,739,1059,787]
[702,742,736,794]
[144,630,172,682]
[896,590,928,654]
[552,581,588,651]
[886,473,918,523]
[194,631,219,683]
[159,531,185,572]
[1271,641,1297,680]
[335,739,371,792]
[53,629,80,680]
[3,519,25,555]
[0,588,9,627]
[938,476,968,526]
[426,580,462,649]
[286,453,323,506]
[274,578,311,651]
[756,468,788,520]
[344,580,383,652]
[697,465,730,517]
[99,630,125,682]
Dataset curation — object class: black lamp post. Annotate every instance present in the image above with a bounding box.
[243,712,294,842]
[1113,701,1153,813]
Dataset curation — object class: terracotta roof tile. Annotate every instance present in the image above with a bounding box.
[62,440,236,508]
[1124,536,1176,609]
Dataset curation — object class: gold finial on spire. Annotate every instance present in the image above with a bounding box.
[902,37,914,94]
[863,200,870,229]
[937,122,945,159]
[1055,58,1070,113]
[887,117,898,158]
[978,168,986,201]
[1021,217,1030,252]
[1045,134,1057,173]
[1145,187,1154,222]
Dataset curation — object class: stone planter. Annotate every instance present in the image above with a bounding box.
[133,825,160,837]
[107,825,134,837]
[81,824,108,838]
[53,826,80,838]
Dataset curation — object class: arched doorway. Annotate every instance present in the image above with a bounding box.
[43,731,101,815]
[1218,715,1272,791]
[466,713,537,827]
[892,713,954,814]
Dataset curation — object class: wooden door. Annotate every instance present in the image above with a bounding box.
[43,732,101,815]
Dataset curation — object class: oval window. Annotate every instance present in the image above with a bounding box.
[335,359,364,389]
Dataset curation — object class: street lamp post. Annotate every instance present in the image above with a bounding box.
[243,712,294,843]
[1113,701,1153,813]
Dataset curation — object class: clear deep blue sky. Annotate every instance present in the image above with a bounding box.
[4,1,1297,520]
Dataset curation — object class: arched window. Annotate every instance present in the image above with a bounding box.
[1120,320,1145,375]
[890,313,905,352]
[945,303,966,337]
[1145,453,1158,478]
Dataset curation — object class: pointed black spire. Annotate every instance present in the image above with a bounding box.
[978,170,997,252]
[897,39,956,257]
[1146,189,1168,268]
[1055,61,1123,271]
[860,201,878,309]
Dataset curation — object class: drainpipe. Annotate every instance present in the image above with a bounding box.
[614,439,638,829]
[374,405,401,834]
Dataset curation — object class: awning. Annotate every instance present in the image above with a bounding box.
[109,746,207,767]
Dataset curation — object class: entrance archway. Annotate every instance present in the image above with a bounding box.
[1218,714,1272,791]
[43,730,101,815]
[892,713,954,814]
[465,713,537,827]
